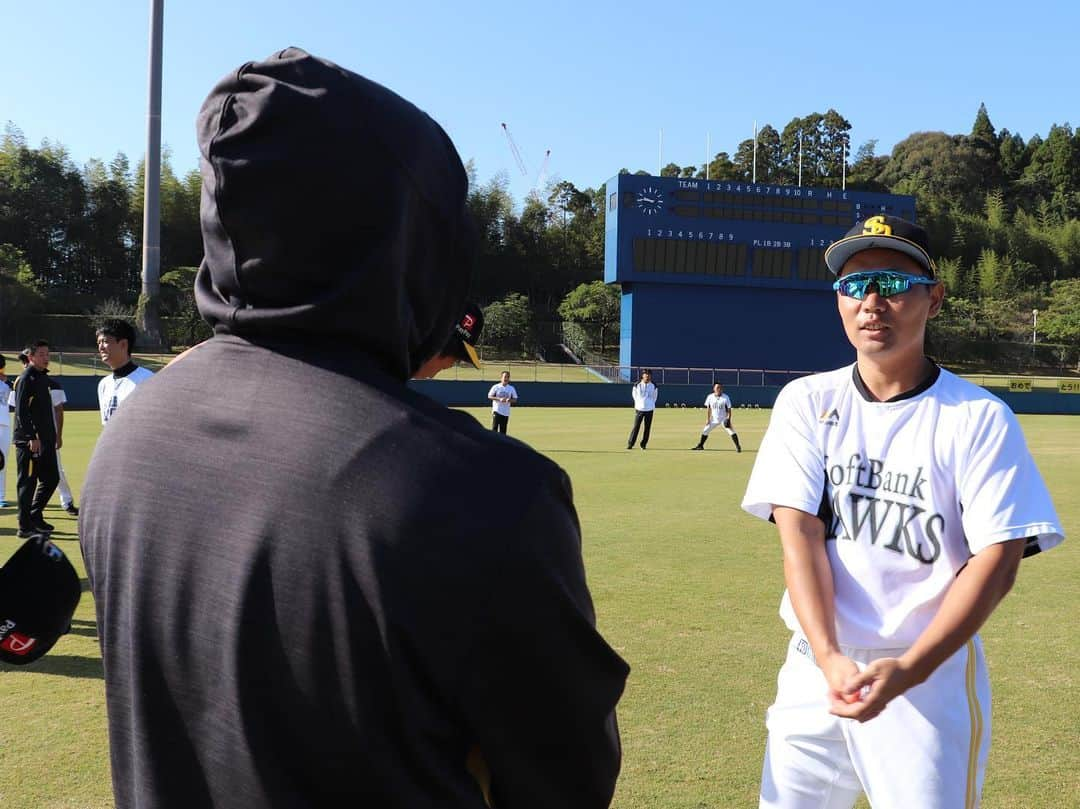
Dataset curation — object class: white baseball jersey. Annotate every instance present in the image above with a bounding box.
[47,378,77,505]
[99,365,154,425]
[487,383,518,417]
[743,363,1063,649]
[631,381,657,411]
[704,392,732,424]
[0,380,10,498]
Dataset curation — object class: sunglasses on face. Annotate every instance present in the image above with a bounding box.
[833,269,939,299]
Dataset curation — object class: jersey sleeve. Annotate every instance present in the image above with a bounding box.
[458,469,628,809]
[957,403,1064,556]
[741,383,825,522]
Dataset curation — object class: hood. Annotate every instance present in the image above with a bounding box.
[194,47,475,379]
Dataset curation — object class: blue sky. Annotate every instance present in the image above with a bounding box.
[3,0,1077,207]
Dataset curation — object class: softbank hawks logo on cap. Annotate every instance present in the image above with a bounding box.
[0,618,35,656]
[862,215,893,237]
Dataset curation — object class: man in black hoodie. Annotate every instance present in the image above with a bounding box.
[80,48,628,809]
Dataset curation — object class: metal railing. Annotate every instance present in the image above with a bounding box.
[0,351,175,378]
[15,350,1074,391]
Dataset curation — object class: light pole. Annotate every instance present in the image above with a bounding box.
[138,0,164,349]
[1032,309,1038,344]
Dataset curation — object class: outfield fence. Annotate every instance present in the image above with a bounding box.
[0,351,173,377]
[10,350,1079,415]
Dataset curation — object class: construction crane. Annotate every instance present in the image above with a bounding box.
[534,149,551,193]
[500,122,528,177]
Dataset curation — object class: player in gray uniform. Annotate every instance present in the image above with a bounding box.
[691,383,740,452]
[742,215,1064,808]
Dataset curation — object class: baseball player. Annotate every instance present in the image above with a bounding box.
[0,356,9,507]
[742,215,1064,808]
[10,349,81,515]
[413,302,484,379]
[487,370,518,434]
[46,374,78,515]
[96,319,153,425]
[691,382,741,452]
[13,341,60,537]
[626,369,658,449]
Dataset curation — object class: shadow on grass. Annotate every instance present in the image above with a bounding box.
[64,620,99,640]
[546,449,643,454]
[0,653,104,679]
[587,447,761,453]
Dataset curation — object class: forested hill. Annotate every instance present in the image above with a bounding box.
[1,104,1078,366]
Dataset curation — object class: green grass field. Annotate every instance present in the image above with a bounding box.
[0,407,1076,808]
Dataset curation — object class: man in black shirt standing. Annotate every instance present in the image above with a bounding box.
[13,340,59,537]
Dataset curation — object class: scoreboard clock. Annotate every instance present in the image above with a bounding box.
[635,185,664,215]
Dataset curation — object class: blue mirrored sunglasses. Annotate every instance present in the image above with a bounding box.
[833,269,939,299]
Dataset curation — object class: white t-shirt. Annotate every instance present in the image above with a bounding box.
[488,383,518,417]
[49,383,67,431]
[98,365,154,425]
[631,381,657,412]
[705,392,732,424]
[742,364,1063,648]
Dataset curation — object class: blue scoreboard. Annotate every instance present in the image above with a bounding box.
[604,173,916,375]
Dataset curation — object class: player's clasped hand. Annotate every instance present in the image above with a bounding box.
[827,656,917,722]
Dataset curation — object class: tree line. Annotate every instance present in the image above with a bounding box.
[2,106,1079,368]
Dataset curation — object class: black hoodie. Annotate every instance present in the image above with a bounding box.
[81,48,627,809]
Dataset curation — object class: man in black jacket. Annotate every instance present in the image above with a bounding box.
[13,340,59,537]
[80,48,628,809]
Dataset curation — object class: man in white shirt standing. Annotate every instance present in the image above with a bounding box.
[96,319,154,426]
[0,355,9,507]
[487,370,518,434]
[691,383,741,452]
[47,374,79,515]
[626,369,658,450]
[742,215,1063,808]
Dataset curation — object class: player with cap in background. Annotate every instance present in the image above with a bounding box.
[742,214,1064,808]
[413,302,484,378]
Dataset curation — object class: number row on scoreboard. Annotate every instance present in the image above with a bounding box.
[674,207,854,226]
[631,237,832,281]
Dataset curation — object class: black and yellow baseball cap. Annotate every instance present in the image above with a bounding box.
[447,302,484,369]
[824,215,936,277]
